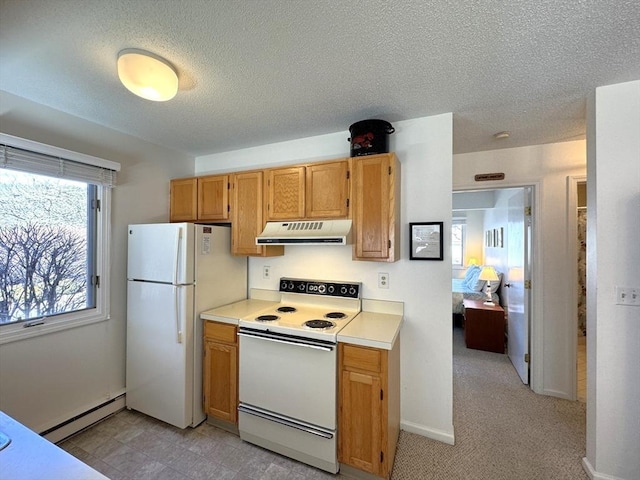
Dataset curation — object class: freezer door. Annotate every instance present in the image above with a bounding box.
[127,223,194,284]
[126,281,195,428]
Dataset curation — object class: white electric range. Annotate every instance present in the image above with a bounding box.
[237,277,362,474]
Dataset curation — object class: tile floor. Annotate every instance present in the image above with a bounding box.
[577,334,586,402]
[59,409,346,480]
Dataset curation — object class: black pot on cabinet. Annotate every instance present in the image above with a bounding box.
[348,119,395,157]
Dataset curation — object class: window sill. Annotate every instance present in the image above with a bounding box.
[0,311,109,345]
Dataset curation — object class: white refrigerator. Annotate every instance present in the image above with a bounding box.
[126,223,247,428]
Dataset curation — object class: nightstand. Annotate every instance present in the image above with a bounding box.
[463,299,505,353]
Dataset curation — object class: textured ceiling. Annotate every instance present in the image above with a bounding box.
[1,0,639,158]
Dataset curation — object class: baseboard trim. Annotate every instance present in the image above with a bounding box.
[400,420,455,445]
[582,457,625,480]
[541,388,572,401]
[340,464,381,480]
[43,395,126,444]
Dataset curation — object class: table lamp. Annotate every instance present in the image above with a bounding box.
[478,266,499,306]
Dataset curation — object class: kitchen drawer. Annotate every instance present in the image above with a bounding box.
[204,321,237,344]
[341,344,381,373]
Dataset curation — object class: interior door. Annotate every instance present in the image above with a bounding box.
[506,188,531,384]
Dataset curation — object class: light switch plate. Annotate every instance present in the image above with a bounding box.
[615,286,639,306]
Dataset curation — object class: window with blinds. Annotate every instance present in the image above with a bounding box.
[451,219,466,267]
[0,134,119,341]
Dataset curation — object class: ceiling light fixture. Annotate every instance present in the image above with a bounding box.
[117,49,178,102]
[493,131,510,140]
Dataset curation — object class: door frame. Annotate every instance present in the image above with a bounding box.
[566,175,587,401]
[452,182,542,393]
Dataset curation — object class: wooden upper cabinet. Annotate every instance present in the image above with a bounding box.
[351,153,400,262]
[170,178,198,222]
[265,160,350,221]
[265,166,305,221]
[306,160,349,219]
[198,175,230,221]
[231,170,284,257]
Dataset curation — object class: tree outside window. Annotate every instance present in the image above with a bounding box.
[0,170,97,324]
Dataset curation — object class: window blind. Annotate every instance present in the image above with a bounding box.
[0,143,118,187]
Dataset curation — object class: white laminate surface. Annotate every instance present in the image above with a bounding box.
[0,411,109,480]
[200,299,279,325]
[337,311,403,350]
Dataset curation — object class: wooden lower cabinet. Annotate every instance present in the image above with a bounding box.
[338,341,400,479]
[203,321,238,424]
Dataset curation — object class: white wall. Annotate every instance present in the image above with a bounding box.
[482,189,516,277]
[453,141,586,399]
[0,92,194,431]
[197,115,456,443]
[585,80,640,480]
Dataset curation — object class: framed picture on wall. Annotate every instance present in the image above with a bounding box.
[410,222,443,260]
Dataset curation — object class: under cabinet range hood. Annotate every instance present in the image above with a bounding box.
[256,220,352,245]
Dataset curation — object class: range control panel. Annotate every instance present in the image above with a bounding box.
[279,278,361,299]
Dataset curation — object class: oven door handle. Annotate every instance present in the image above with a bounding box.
[238,404,334,439]
[238,329,334,352]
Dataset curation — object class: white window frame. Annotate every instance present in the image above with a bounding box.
[451,218,466,268]
[0,133,120,344]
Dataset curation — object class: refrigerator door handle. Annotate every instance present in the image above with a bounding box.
[174,286,183,343]
[173,227,182,286]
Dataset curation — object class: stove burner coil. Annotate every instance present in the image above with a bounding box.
[255,315,279,322]
[277,306,297,313]
[325,311,346,319]
[304,319,336,330]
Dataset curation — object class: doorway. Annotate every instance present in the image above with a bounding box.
[452,186,535,384]
[569,177,587,402]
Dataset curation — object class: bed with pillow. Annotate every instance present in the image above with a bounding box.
[452,265,502,315]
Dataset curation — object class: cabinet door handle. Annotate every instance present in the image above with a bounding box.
[504,283,512,288]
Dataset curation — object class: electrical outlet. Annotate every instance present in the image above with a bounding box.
[378,272,389,289]
[263,266,271,279]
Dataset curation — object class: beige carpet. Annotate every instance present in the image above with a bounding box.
[390,327,587,479]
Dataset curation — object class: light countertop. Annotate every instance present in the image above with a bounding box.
[201,294,403,350]
[0,411,109,480]
[337,303,404,350]
[201,299,279,325]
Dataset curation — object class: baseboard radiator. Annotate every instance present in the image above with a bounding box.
[41,394,126,444]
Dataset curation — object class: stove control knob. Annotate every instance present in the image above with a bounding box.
[298,283,305,291]
[318,284,326,294]
[289,282,296,290]
[349,287,357,296]
[340,286,347,295]
[280,281,288,290]
[327,285,335,294]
